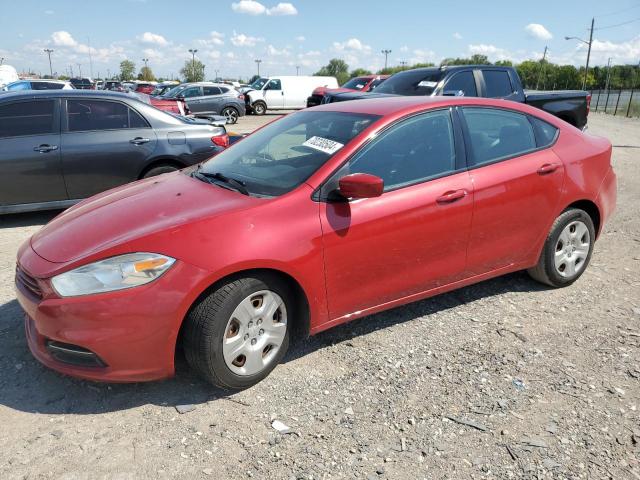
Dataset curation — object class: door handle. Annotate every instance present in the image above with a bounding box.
[130,137,150,145]
[537,163,560,175]
[33,144,58,153]
[436,189,467,204]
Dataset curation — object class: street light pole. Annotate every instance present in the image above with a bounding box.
[381,49,392,70]
[296,65,300,76]
[565,17,594,90]
[188,49,198,65]
[535,46,548,90]
[77,63,82,78]
[255,59,262,76]
[43,49,54,77]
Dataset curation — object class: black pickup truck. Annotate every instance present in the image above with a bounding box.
[321,65,591,130]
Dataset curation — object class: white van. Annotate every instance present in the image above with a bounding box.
[246,76,338,114]
[0,65,19,88]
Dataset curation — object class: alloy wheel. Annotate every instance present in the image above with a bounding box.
[554,220,591,278]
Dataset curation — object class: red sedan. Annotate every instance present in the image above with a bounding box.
[307,74,389,107]
[15,97,616,388]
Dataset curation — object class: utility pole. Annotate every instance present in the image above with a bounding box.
[399,61,407,70]
[77,63,82,78]
[535,46,548,90]
[43,48,54,77]
[564,17,594,90]
[604,57,612,90]
[87,36,94,79]
[381,49,392,70]
[255,59,262,76]
[296,65,300,76]
[107,69,111,80]
[0,57,4,65]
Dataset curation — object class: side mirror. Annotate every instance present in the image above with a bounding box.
[338,173,384,199]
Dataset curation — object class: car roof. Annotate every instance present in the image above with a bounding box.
[310,96,546,119]
[0,90,140,101]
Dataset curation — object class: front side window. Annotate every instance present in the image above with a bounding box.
[342,77,369,90]
[483,70,513,98]
[444,71,477,97]
[265,79,281,91]
[330,109,456,193]
[67,100,148,132]
[6,81,29,91]
[462,107,536,166]
[197,111,379,196]
[0,100,55,137]
[181,87,202,98]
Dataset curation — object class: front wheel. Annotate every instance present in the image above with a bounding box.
[527,208,595,287]
[142,164,178,178]
[252,101,266,115]
[183,274,291,389]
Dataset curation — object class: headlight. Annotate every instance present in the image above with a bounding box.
[51,253,176,297]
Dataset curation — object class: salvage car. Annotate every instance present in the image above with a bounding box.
[321,65,591,129]
[306,74,388,108]
[15,97,616,389]
[0,90,228,214]
[159,82,245,124]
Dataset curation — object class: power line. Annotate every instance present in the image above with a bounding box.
[595,4,640,18]
[594,16,640,30]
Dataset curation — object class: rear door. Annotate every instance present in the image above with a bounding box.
[60,98,158,199]
[0,98,67,208]
[459,106,564,275]
[479,69,523,102]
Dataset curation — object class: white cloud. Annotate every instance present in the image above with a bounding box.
[411,48,436,63]
[557,35,640,66]
[137,32,169,46]
[207,50,222,60]
[399,45,409,53]
[453,32,463,40]
[295,35,305,42]
[231,0,267,15]
[267,44,290,56]
[468,43,513,61]
[332,38,371,52]
[231,31,263,47]
[52,31,78,47]
[267,2,297,15]
[525,23,552,41]
[210,31,225,46]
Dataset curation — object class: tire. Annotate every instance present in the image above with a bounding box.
[252,101,266,116]
[183,274,292,389]
[142,165,179,178]
[527,208,595,288]
[221,106,239,124]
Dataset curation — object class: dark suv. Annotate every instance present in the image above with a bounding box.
[69,78,95,90]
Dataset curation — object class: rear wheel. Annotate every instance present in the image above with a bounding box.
[142,164,179,178]
[527,208,595,287]
[183,274,291,389]
[252,101,266,115]
[221,106,239,124]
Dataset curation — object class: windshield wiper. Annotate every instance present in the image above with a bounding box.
[193,168,250,195]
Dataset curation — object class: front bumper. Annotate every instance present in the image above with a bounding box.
[16,245,210,382]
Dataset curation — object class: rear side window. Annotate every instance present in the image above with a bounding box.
[219,87,230,93]
[444,71,477,97]
[483,70,513,98]
[182,87,202,98]
[530,117,558,147]
[462,108,536,166]
[0,100,55,137]
[203,86,222,95]
[67,100,148,131]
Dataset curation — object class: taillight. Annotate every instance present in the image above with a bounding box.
[586,94,591,116]
[212,134,229,148]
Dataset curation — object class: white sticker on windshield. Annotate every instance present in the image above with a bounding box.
[418,80,438,88]
[302,136,344,154]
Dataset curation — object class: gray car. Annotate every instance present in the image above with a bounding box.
[162,82,246,124]
[0,90,227,214]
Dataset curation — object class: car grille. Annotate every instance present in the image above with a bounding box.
[15,266,43,300]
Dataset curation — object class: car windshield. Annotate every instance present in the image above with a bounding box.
[374,70,443,96]
[342,77,370,90]
[196,111,380,196]
[250,77,268,90]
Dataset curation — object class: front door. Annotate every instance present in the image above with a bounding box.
[319,109,474,320]
[0,99,67,207]
[60,98,158,199]
[263,79,284,110]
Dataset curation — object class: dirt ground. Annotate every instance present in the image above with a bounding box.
[0,112,638,480]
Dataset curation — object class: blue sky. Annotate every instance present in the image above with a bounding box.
[1,0,639,79]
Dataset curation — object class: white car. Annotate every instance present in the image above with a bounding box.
[2,79,74,91]
[246,75,338,114]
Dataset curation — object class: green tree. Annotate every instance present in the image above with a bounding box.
[378,62,434,75]
[349,68,372,78]
[314,58,350,85]
[138,66,156,82]
[181,59,205,83]
[441,55,491,66]
[119,60,136,81]
[494,60,513,67]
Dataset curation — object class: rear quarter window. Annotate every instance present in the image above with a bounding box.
[530,116,559,147]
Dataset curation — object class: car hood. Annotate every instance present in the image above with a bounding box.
[31,172,261,264]
[312,86,356,96]
[325,91,397,102]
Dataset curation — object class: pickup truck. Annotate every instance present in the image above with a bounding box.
[320,65,591,130]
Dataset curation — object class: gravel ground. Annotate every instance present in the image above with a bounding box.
[0,113,638,480]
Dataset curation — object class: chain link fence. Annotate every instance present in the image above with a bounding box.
[590,88,639,118]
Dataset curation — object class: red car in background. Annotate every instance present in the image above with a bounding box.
[134,82,157,95]
[307,74,389,107]
[16,97,616,390]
